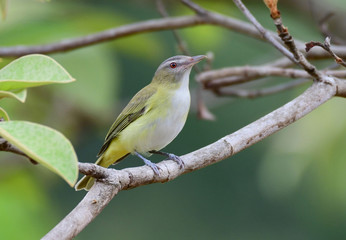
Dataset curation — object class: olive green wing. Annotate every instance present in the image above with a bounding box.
[97,85,156,157]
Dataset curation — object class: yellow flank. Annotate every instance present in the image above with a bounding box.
[101,141,129,167]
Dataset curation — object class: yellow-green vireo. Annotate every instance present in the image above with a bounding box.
[75,55,206,191]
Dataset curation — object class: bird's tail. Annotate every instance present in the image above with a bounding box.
[75,149,129,191]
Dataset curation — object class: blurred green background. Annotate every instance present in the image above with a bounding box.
[1,0,346,239]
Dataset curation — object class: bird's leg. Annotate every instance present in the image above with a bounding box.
[149,150,185,169]
[134,151,161,175]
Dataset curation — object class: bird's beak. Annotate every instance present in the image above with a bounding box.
[189,55,207,66]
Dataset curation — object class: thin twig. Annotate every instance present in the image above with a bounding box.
[273,17,323,80]
[260,0,324,81]
[306,37,346,67]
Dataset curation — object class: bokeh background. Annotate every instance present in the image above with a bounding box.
[1,0,346,239]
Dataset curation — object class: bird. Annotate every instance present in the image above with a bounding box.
[75,55,206,191]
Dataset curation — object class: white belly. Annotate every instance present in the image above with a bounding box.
[119,81,191,155]
[144,87,190,152]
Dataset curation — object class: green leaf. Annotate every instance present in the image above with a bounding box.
[0,121,78,186]
[0,89,27,102]
[0,54,75,92]
[0,106,9,120]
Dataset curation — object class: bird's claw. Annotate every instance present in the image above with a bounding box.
[143,158,161,175]
[167,153,185,170]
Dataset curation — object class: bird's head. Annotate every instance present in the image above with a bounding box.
[152,55,206,86]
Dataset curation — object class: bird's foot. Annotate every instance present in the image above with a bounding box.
[149,150,185,170]
[167,153,185,169]
[135,151,161,175]
[142,158,161,175]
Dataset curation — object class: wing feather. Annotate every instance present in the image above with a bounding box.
[97,85,156,157]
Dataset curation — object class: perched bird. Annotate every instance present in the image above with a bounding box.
[75,55,206,191]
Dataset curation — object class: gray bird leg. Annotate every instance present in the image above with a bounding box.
[149,150,185,169]
[135,151,161,175]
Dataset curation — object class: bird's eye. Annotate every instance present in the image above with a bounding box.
[170,62,177,68]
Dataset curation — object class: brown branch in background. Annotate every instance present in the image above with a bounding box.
[274,19,322,80]
[306,46,346,60]
[306,37,346,67]
[260,0,324,81]
[215,78,309,98]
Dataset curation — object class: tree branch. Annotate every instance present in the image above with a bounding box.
[0,10,275,57]
[196,65,346,88]
[42,78,340,239]
[273,17,324,81]
[306,37,346,67]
